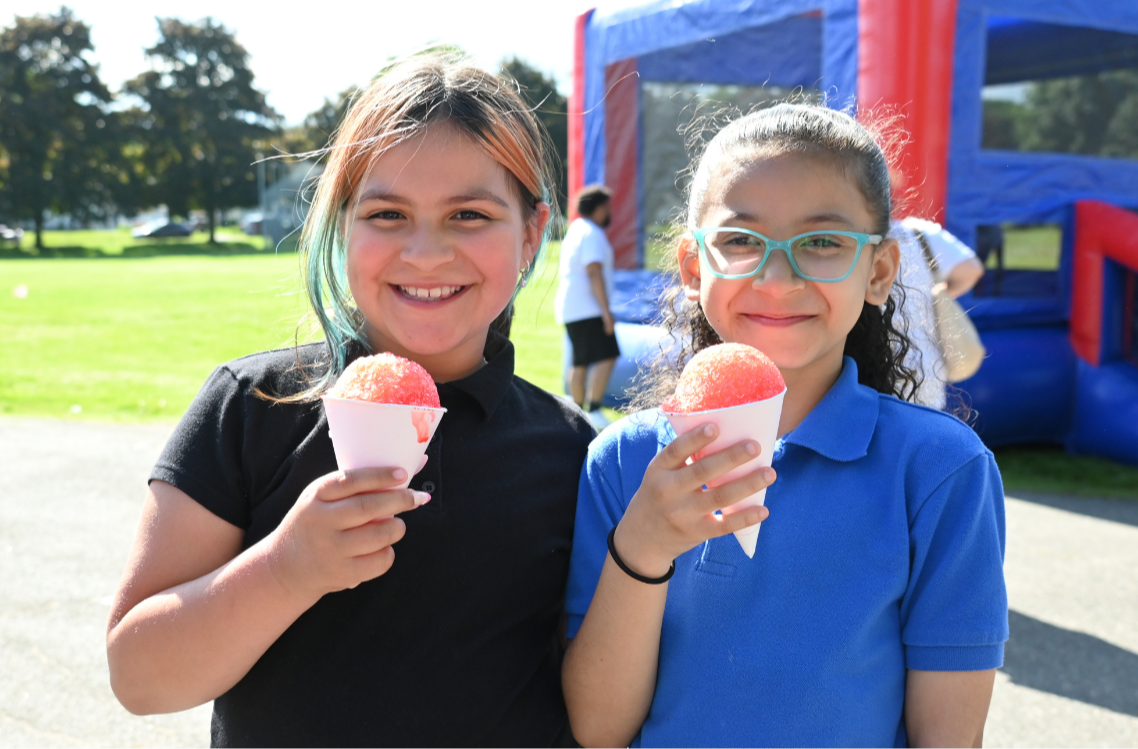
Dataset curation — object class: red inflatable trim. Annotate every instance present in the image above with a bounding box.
[568,10,591,221]
[1070,200,1138,365]
[857,0,957,221]
[604,57,640,269]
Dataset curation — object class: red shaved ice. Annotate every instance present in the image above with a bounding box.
[328,353,440,408]
[663,343,784,413]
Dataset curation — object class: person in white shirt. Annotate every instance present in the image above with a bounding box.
[555,185,621,428]
[892,216,986,409]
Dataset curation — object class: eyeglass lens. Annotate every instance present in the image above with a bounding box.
[703,230,861,279]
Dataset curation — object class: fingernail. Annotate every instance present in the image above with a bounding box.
[745,441,759,456]
[393,468,408,481]
[414,491,431,506]
[703,424,715,436]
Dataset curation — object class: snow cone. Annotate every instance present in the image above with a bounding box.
[662,343,786,558]
[322,353,445,485]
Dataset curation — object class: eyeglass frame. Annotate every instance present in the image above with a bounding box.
[691,227,884,283]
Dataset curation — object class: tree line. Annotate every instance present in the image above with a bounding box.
[982,70,1138,159]
[0,8,567,250]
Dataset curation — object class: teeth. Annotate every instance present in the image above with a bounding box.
[400,285,462,300]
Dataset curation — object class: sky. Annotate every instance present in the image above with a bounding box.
[8,0,606,125]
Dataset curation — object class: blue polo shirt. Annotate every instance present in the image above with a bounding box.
[565,358,1008,748]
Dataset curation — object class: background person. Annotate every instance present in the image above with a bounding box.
[555,185,620,429]
[892,216,985,409]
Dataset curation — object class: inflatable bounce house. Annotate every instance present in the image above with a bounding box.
[567,0,1138,465]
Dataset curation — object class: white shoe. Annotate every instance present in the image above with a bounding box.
[587,409,611,430]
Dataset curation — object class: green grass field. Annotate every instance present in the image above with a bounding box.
[0,230,565,421]
[3,229,1136,497]
[8,225,271,258]
[989,225,1063,270]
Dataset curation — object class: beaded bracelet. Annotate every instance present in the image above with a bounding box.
[607,527,675,584]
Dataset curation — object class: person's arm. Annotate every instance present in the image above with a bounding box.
[586,261,614,335]
[902,449,1006,747]
[107,468,426,714]
[944,257,985,298]
[562,425,773,747]
[905,669,996,747]
[911,219,983,298]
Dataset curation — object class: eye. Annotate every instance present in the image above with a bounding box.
[796,234,848,252]
[454,209,490,221]
[366,209,404,221]
[720,232,762,247]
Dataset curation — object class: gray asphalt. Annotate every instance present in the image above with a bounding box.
[1,417,1137,747]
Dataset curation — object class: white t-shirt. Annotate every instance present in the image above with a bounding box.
[554,217,616,325]
[891,217,978,409]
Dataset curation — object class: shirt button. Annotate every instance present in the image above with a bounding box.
[421,481,436,493]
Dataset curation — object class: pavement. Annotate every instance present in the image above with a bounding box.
[1,416,1137,747]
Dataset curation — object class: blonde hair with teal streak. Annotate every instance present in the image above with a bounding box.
[296,50,560,397]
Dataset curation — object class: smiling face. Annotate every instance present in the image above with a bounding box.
[346,123,550,382]
[679,152,899,390]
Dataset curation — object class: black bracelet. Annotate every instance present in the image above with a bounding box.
[607,527,675,584]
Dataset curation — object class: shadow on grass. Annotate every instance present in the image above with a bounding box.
[1003,610,1138,717]
[994,443,1138,501]
[1006,491,1138,528]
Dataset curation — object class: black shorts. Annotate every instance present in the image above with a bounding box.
[566,317,621,367]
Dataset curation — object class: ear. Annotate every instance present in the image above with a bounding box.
[677,236,702,302]
[522,202,553,266]
[865,237,900,306]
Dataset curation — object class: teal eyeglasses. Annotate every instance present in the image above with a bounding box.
[693,228,883,282]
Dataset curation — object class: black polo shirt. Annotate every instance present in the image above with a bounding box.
[151,333,595,747]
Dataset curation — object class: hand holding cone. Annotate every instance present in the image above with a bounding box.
[662,344,785,557]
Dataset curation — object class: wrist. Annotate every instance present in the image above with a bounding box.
[258,532,325,607]
[612,522,674,580]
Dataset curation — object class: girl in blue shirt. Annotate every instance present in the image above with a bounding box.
[562,104,1008,748]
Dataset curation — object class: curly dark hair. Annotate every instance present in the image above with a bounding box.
[629,103,921,411]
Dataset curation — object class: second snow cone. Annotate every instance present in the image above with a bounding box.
[662,343,785,557]
[322,353,446,484]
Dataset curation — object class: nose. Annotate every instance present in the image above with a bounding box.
[400,224,455,271]
[752,247,805,295]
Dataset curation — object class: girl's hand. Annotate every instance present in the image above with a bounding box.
[615,423,775,577]
[265,467,430,601]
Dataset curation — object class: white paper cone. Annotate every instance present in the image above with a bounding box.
[322,396,445,486]
[663,389,785,558]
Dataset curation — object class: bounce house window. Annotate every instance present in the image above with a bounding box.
[972,223,1062,298]
[981,17,1138,159]
[634,11,824,270]
[640,83,815,269]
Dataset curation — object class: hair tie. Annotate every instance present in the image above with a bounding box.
[607,527,675,584]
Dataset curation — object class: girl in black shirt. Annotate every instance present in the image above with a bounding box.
[107,53,594,747]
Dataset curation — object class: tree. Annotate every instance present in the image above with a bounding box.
[499,57,568,210]
[1020,70,1138,157]
[982,69,1138,159]
[277,86,359,156]
[0,8,120,249]
[125,17,279,242]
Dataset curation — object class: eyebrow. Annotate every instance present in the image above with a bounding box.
[721,211,856,227]
[356,187,511,209]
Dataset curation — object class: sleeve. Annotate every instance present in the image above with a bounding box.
[921,221,977,273]
[149,365,251,528]
[901,451,1009,671]
[577,227,610,268]
[564,432,638,639]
